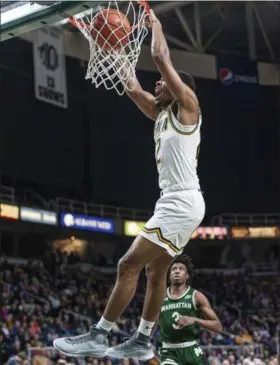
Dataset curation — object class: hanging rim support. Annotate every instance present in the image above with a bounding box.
[174,7,198,50]
[253,3,275,61]
[194,2,203,52]
[203,25,224,51]
[153,1,193,16]
[245,2,256,60]
[165,34,194,52]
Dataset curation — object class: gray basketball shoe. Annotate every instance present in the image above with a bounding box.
[53,325,108,357]
[107,332,154,361]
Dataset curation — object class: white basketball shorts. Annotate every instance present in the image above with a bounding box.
[140,189,205,257]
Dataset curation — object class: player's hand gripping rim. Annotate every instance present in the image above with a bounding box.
[145,9,161,29]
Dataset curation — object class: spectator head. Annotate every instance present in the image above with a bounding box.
[168,255,194,286]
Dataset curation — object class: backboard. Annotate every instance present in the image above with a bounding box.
[0,1,105,42]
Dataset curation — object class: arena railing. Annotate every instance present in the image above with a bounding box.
[211,213,280,226]
[223,301,242,322]
[249,315,269,330]
[201,344,264,358]
[53,196,153,220]
[1,181,279,224]
[0,182,153,221]
[0,256,43,267]
[243,262,279,275]
[2,275,50,310]
[60,309,128,336]
[0,184,16,204]
[23,189,52,209]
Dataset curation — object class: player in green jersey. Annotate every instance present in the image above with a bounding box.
[157,255,222,365]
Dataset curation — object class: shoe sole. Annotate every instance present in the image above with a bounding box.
[53,343,107,358]
[107,348,154,361]
[139,349,155,361]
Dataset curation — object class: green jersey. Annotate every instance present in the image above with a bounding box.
[159,286,201,343]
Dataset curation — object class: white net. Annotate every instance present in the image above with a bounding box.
[70,1,149,95]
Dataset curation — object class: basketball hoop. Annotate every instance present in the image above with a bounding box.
[69,1,150,96]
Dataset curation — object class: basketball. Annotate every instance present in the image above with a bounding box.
[92,9,131,49]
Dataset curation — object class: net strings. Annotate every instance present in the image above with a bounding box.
[71,1,148,95]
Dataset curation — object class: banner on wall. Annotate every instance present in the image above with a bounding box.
[20,207,57,225]
[60,213,115,233]
[0,203,19,220]
[191,226,228,240]
[217,55,258,86]
[231,226,279,238]
[33,26,68,108]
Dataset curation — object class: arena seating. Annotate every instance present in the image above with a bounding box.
[1,253,279,365]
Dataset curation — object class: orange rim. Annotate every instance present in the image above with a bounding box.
[68,1,150,34]
[137,1,150,13]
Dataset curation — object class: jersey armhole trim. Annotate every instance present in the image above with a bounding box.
[168,108,200,136]
[192,290,198,310]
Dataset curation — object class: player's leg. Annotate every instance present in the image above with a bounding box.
[53,235,167,357]
[135,190,205,326]
[107,191,205,360]
[142,252,174,321]
[107,253,174,360]
[102,235,167,321]
[106,191,203,360]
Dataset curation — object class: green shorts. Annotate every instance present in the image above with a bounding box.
[159,344,205,365]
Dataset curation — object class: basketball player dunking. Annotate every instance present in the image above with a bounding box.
[54,9,205,360]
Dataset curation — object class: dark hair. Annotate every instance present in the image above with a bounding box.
[170,255,194,278]
[177,70,196,92]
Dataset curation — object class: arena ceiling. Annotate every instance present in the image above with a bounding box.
[148,1,280,62]
[65,1,280,63]
[2,1,279,62]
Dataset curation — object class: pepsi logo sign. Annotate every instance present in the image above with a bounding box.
[219,68,234,85]
[219,68,258,85]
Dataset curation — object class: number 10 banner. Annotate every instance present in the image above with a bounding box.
[33,26,68,108]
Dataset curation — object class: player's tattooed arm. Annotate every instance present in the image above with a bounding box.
[148,10,198,114]
[178,292,222,333]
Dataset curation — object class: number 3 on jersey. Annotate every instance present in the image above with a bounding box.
[155,137,162,172]
[172,311,181,330]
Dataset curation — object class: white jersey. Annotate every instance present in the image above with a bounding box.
[154,105,201,192]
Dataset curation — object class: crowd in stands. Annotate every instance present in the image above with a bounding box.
[1,251,279,365]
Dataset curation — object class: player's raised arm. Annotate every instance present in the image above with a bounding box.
[126,77,159,121]
[178,291,222,333]
[148,10,198,113]
[116,57,158,121]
